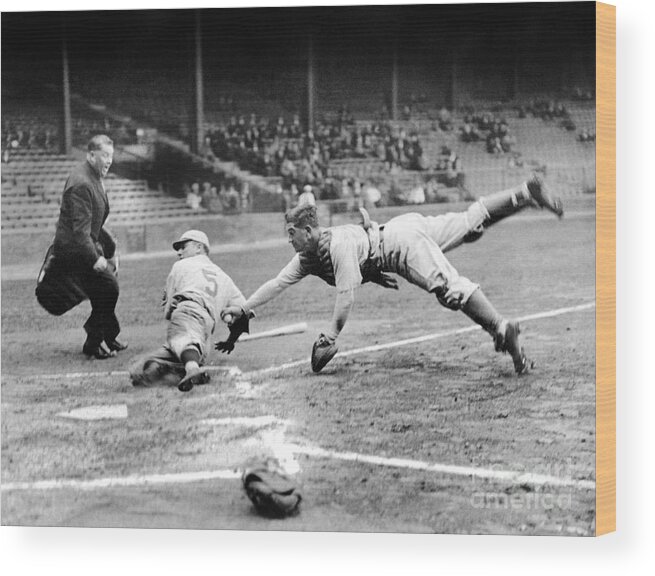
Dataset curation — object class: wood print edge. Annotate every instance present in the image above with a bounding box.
[595,0,616,536]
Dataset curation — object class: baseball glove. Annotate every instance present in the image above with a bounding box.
[242,460,302,518]
[215,312,251,354]
[311,333,338,373]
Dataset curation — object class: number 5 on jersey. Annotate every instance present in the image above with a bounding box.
[202,268,218,297]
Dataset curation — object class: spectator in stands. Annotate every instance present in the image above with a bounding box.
[486,134,504,155]
[460,117,481,143]
[388,160,401,175]
[362,180,382,209]
[41,135,126,360]
[202,136,216,162]
[298,184,317,207]
[407,183,426,205]
[560,116,577,132]
[507,153,525,169]
[321,168,340,201]
[201,181,216,209]
[406,134,426,170]
[205,184,222,214]
[424,177,440,204]
[280,156,297,190]
[240,182,250,212]
[437,107,454,131]
[221,181,241,214]
[352,179,362,209]
[186,182,202,210]
[443,149,467,191]
[578,130,596,143]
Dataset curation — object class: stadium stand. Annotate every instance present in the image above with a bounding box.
[1,151,206,230]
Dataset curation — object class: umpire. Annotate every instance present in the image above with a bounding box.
[43,134,126,359]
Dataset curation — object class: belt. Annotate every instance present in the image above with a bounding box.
[173,295,195,305]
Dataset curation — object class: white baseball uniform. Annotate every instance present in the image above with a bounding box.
[129,254,245,384]
[268,201,487,299]
[163,254,246,358]
[243,200,490,339]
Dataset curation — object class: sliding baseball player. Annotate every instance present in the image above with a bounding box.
[222,176,563,374]
[129,230,250,392]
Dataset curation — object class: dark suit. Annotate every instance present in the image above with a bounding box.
[47,160,121,346]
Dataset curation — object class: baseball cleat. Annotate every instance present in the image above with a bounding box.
[494,321,531,375]
[526,175,564,218]
[130,373,148,387]
[177,367,210,392]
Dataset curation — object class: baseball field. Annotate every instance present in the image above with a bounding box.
[1,197,596,535]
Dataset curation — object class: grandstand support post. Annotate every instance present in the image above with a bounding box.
[446,48,458,110]
[61,27,73,156]
[510,41,520,100]
[307,33,315,129]
[193,9,205,156]
[391,36,399,122]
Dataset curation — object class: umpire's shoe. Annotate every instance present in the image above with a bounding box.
[106,338,128,352]
[83,340,115,360]
[527,175,564,218]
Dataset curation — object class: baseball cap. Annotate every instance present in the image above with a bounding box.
[173,230,210,251]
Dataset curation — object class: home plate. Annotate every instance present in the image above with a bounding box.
[58,404,128,421]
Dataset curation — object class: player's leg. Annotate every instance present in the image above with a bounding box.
[418,175,563,255]
[382,221,529,374]
[479,174,563,225]
[167,302,213,392]
[177,346,211,392]
[129,347,184,387]
[461,288,530,375]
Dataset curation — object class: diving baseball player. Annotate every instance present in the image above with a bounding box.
[129,230,250,392]
[221,175,563,374]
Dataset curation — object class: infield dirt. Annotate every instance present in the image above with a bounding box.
[2,200,596,534]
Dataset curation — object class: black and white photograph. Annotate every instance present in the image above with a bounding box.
[2,1,600,537]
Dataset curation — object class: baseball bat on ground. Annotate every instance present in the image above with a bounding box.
[239,322,308,342]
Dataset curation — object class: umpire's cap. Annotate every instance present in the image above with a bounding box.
[173,230,210,252]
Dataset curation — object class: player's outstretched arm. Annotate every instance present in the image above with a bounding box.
[310,288,355,373]
[327,287,355,342]
[221,277,289,323]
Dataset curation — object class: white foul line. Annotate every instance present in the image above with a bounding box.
[1,442,593,492]
[7,365,234,383]
[244,301,596,378]
[1,469,240,491]
[291,445,595,490]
